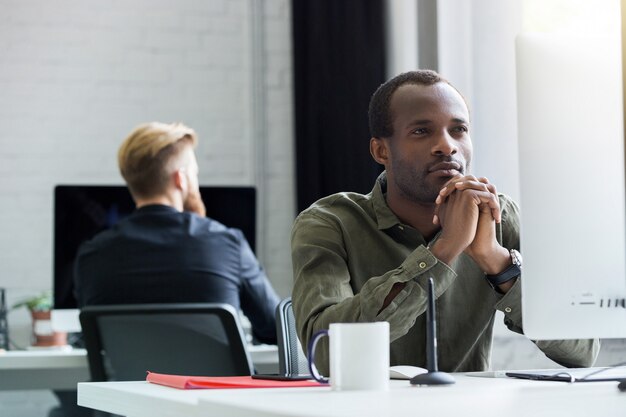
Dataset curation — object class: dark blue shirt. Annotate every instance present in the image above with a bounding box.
[74,204,279,344]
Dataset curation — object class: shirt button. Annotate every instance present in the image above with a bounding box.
[504,307,512,313]
[419,262,427,269]
[398,225,404,230]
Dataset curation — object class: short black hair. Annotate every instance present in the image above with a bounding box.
[368,70,450,138]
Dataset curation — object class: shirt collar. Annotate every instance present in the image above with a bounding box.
[371,171,438,246]
[135,204,179,214]
[371,171,403,230]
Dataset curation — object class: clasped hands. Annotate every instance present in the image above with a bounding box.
[429,175,510,276]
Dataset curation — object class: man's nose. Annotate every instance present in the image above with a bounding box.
[432,131,458,156]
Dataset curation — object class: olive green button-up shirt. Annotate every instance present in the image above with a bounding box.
[291,172,598,375]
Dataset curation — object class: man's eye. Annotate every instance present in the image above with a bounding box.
[412,128,429,135]
[452,126,468,133]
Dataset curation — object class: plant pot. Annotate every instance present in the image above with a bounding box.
[30,310,67,347]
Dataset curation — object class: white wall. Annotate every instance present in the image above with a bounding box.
[0,0,295,344]
[437,0,522,202]
[384,0,418,77]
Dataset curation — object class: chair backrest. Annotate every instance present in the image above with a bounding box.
[276,297,309,375]
[79,303,254,381]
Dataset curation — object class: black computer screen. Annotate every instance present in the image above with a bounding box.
[53,185,256,309]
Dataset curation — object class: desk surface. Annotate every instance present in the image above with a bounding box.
[78,375,626,417]
[0,345,278,391]
[0,349,90,390]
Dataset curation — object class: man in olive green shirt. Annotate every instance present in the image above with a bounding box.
[291,70,598,375]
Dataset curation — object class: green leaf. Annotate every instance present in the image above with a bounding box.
[12,292,53,312]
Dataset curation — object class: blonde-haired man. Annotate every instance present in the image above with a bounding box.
[74,122,279,344]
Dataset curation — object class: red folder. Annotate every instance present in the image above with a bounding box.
[146,371,323,390]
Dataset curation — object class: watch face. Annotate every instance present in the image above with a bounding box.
[511,249,523,268]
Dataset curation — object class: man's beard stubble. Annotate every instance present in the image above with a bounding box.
[392,157,468,205]
[183,188,207,217]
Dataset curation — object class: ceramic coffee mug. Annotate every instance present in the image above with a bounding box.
[307,321,390,391]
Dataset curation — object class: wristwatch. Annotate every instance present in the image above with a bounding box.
[485,249,522,291]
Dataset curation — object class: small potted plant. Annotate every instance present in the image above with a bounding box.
[12,292,66,347]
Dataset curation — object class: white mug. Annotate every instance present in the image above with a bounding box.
[307,322,390,391]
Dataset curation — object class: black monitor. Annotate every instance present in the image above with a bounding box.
[53,185,256,309]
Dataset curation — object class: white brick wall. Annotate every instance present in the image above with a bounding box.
[259,0,295,297]
[0,0,295,352]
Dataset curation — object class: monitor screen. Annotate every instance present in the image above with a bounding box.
[516,32,626,339]
[53,185,256,309]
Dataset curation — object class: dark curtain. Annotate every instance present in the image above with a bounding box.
[292,0,386,213]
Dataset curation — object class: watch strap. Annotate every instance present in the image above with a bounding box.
[485,263,521,287]
[485,249,522,291]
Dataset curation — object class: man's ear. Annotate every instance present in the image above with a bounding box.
[173,168,187,191]
[370,137,390,165]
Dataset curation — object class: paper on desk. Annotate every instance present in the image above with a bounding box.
[389,365,427,380]
[146,371,323,390]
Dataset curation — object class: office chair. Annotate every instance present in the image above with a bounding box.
[79,303,254,381]
[276,297,310,376]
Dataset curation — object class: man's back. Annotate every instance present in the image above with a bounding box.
[74,204,279,344]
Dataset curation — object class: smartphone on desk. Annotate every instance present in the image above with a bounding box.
[252,373,313,381]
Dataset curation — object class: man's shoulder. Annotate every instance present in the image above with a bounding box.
[184,214,254,251]
[497,193,520,218]
[296,191,374,223]
[291,191,380,242]
[188,213,241,237]
[497,193,521,241]
[79,222,124,249]
[79,210,153,254]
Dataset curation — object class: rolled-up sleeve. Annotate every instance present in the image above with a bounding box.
[291,211,456,374]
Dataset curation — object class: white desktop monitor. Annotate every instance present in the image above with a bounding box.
[516,33,626,339]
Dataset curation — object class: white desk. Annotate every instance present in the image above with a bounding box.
[77,375,626,417]
[0,345,278,391]
[0,349,89,390]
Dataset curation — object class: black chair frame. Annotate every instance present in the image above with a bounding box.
[276,297,309,376]
[80,303,254,381]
